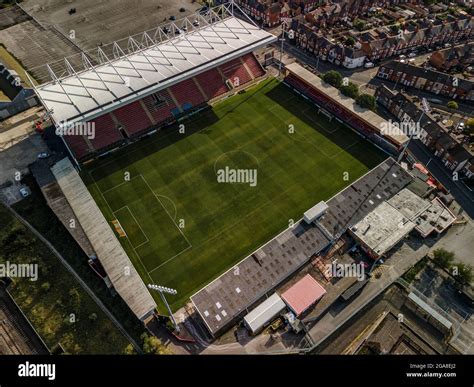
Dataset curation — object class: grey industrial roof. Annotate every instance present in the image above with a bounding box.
[318,158,414,239]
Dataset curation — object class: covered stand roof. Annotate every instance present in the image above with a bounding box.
[30,2,276,128]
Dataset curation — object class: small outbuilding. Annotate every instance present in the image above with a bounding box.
[304,201,328,224]
[281,274,326,316]
[243,293,286,335]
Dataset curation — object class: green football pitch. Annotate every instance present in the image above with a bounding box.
[83,78,386,311]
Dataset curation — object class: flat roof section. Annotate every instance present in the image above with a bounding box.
[34,13,276,127]
[281,274,327,316]
[350,201,416,257]
[387,188,431,221]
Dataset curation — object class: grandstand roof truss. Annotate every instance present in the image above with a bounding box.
[29,1,276,128]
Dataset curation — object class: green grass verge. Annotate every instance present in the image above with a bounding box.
[84,78,386,310]
[11,175,147,348]
[0,203,131,354]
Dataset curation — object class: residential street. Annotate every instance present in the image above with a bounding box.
[408,139,474,218]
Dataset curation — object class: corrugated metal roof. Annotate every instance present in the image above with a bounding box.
[243,293,286,333]
[408,292,452,330]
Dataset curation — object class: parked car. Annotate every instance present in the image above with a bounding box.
[19,188,29,198]
[399,54,407,59]
[408,52,417,58]
[37,152,50,159]
[364,62,375,68]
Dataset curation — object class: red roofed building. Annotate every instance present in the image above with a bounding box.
[281,274,326,316]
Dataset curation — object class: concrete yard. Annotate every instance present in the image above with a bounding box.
[22,0,201,50]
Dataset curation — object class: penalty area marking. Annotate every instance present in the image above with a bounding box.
[113,205,150,249]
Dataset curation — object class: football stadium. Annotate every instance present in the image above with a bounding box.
[29,2,408,327]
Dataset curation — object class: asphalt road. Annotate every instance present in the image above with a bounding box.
[408,139,474,218]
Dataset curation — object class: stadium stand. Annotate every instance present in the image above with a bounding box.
[63,135,92,161]
[169,78,206,111]
[87,114,124,151]
[32,4,275,164]
[195,68,229,100]
[220,58,253,87]
[58,52,266,160]
[112,101,153,138]
[51,158,157,321]
[142,90,178,124]
[191,158,414,336]
[284,63,408,154]
[243,53,266,79]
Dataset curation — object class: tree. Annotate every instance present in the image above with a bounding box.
[41,282,50,292]
[465,118,474,135]
[141,333,172,355]
[447,100,458,110]
[322,70,343,88]
[456,263,473,285]
[345,36,356,47]
[340,82,360,99]
[356,93,376,111]
[353,19,366,31]
[122,344,136,355]
[432,248,455,269]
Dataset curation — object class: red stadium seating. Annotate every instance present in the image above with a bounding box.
[142,90,177,124]
[195,68,229,99]
[113,101,153,137]
[243,54,265,78]
[65,54,267,160]
[219,58,253,87]
[64,134,92,160]
[88,114,124,151]
[285,73,376,137]
[169,78,206,109]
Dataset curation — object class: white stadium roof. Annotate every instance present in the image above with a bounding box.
[31,2,276,128]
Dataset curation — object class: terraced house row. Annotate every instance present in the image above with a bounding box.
[375,85,474,181]
[290,10,473,68]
